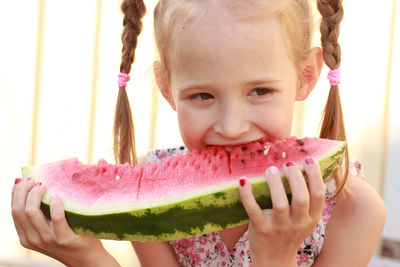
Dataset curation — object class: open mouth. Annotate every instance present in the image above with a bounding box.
[206,136,269,152]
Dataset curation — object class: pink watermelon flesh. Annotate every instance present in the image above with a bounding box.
[34,137,341,206]
[38,158,142,206]
[140,146,230,200]
[230,137,339,177]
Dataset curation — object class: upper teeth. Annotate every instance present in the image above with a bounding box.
[224,147,233,152]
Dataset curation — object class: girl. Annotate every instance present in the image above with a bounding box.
[12,0,386,266]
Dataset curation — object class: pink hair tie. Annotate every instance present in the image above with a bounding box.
[327,69,341,86]
[118,72,130,87]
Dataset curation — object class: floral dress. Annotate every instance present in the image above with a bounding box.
[146,146,365,267]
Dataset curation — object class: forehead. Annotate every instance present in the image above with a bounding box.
[169,13,295,88]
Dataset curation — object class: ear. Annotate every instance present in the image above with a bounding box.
[296,47,323,101]
[153,61,176,110]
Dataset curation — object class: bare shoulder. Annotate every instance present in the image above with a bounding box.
[336,172,386,225]
[314,173,386,266]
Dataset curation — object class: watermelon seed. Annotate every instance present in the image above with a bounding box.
[264,145,271,155]
[115,175,120,181]
[241,159,245,164]
[282,152,286,158]
[167,148,176,153]
[72,172,80,179]
[250,152,254,157]
[242,147,248,151]
[257,149,263,154]
[301,149,307,154]
[297,139,305,146]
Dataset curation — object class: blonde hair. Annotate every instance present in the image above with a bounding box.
[153,0,313,73]
[114,0,348,198]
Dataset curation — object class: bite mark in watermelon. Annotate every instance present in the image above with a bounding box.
[21,137,346,241]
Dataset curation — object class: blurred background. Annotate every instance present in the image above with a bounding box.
[0,0,399,266]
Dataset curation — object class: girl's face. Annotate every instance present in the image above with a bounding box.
[158,14,318,151]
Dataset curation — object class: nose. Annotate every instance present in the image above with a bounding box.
[213,104,250,139]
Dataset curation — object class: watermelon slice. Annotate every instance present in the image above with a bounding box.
[21,137,346,241]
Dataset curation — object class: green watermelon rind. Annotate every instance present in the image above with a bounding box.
[21,141,345,241]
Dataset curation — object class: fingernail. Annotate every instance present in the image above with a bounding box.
[26,177,32,182]
[285,161,294,168]
[239,178,246,187]
[35,182,42,187]
[14,178,21,184]
[305,157,314,165]
[268,166,279,175]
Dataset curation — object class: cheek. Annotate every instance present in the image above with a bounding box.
[276,101,296,134]
[254,99,295,138]
[176,106,209,148]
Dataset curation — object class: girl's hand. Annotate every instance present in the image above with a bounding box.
[238,157,326,267]
[11,177,120,267]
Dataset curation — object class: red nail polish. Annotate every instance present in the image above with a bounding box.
[35,182,42,187]
[26,177,32,181]
[14,178,21,184]
[305,157,314,165]
[240,178,246,187]
[285,161,294,168]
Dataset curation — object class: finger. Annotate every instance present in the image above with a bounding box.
[11,177,42,247]
[13,218,48,256]
[49,193,77,241]
[11,178,28,246]
[265,166,289,224]
[11,177,23,206]
[238,177,266,227]
[11,211,29,248]
[25,182,55,244]
[283,162,310,221]
[303,157,326,219]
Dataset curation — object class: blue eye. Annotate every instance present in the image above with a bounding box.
[190,93,214,101]
[249,88,271,96]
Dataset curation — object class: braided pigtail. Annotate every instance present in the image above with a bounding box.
[317,0,349,197]
[113,0,146,165]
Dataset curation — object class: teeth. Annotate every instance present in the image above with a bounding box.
[224,147,233,153]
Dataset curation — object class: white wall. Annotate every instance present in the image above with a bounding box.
[382,0,400,242]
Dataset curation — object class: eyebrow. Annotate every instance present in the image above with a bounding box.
[245,79,280,86]
[179,79,281,93]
